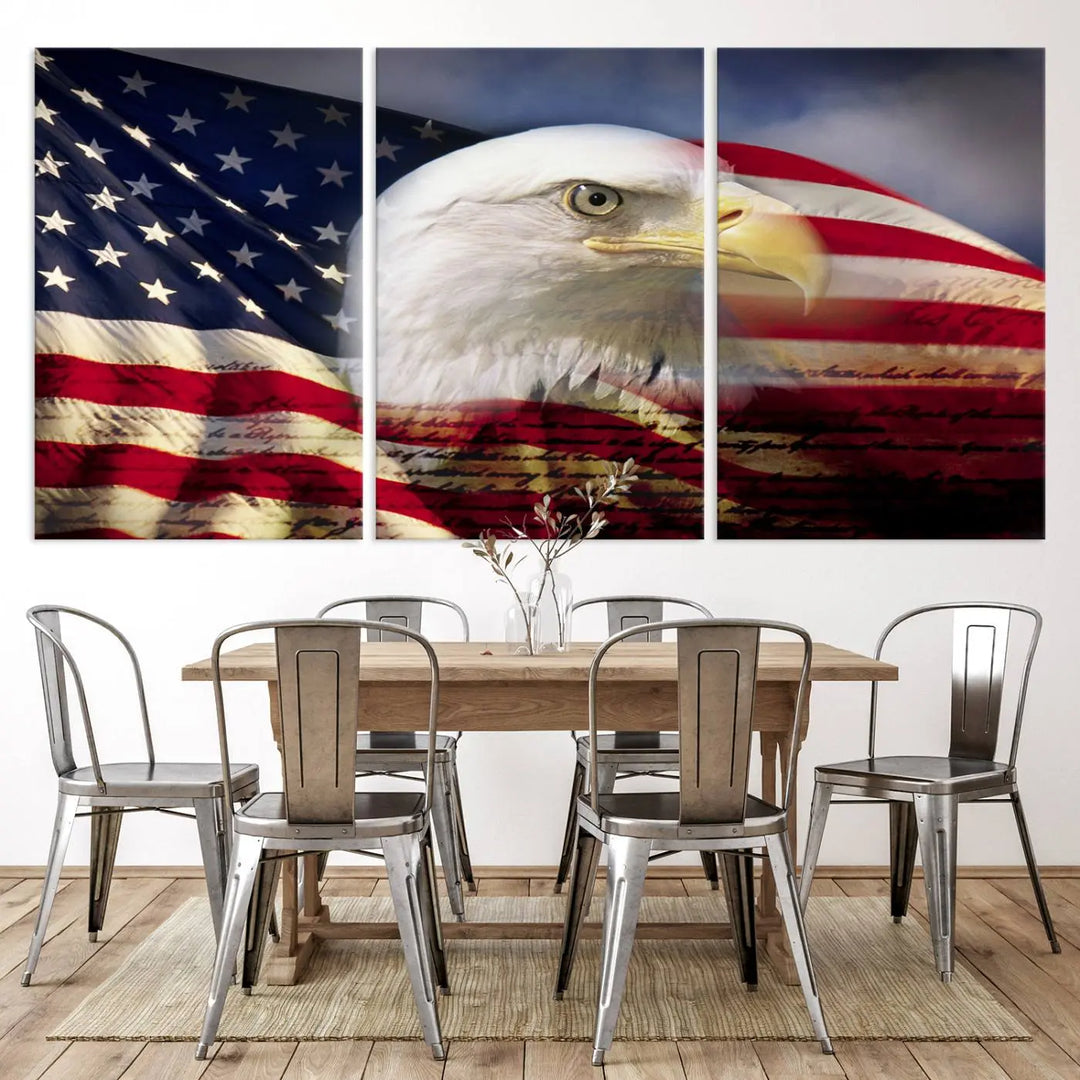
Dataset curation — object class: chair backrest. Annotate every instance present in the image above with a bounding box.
[317,596,469,643]
[870,602,1041,768]
[211,619,440,833]
[587,619,811,822]
[26,605,154,788]
[572,595,713,642]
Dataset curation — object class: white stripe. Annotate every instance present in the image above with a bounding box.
[735,175,1029,262]
[35,310,359,393]
[36,487,362,539]
[36,399,362,468]
[721,256,1045,311]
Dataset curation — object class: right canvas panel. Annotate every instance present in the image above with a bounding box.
[717,49,1044,538]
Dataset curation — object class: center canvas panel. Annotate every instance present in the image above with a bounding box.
[373,48,705,540]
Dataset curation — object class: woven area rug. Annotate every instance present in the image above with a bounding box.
[51,895,1026,1042]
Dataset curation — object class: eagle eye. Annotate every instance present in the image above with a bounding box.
[565,183,622,217]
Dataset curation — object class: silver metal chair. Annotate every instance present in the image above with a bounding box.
[196,619,447,1061]
[799,602,1060,982]
[555,619,832,1065]
[317,596,474,920]
[23,606,261,986]
[555,596,718,893]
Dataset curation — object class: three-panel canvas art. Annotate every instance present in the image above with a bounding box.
[34,47,1045,539]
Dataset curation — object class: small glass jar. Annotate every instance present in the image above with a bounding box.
[527,570,573,652]
[504,599,539,655]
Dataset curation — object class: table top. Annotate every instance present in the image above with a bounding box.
[182,640,897,684]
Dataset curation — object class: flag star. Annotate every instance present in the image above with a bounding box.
[274,231,302,250]
[140,278,176,305]
[260,184,297,209]
[315,263,349,284]
[312,220,347,245]
[238,296,265,319]
[215,146,252,173]
[35,99,59,125]
[276,278,309,302]
[177,209,211,236]
[126,173,162,199]
[35,150,68,178]
[138,221,175,246]
[169,108,204,135]
[75,138,112,164]
[120,70,155,96]
[39,265,75,292]
[216,196,247,214]
[72,87,104,109]
[86,186,124,212]
[37,209,75,235]
[269,123,305,150]
[318,103,349,125]
[170,160,200,182]
[412,119,444,141]
[88,241,128,268]
[316,160,353,188]
[375,137,402,161]
[34,49,54,70]
[191,260,223,282]
[123,124,153,147]
[221,85,255,111]
[323,309,357,333]
[228,243,262,268]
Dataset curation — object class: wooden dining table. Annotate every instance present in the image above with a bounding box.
[182,639,897,985]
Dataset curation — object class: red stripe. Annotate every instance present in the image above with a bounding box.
[36,442,363,508]
[36,354,362,432]
[718,142,917,204]
[721,297,1044,349]
[808,218,1042,281]
[34,527,245,539]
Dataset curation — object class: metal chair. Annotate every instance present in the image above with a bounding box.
[317,596,474,920]
[554,596,718,893]
[799,602,1060,982]
[23,606,261,987]
[555,619,832,1065]
[196,619,447,1061]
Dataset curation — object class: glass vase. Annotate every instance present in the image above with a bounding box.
[504,599,539,655]
[528,570,573,652]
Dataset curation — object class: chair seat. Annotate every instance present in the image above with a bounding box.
[59,761,259,799]
[234,791,426,840]
[578,790,785,841]
[357,732,456,760]
[576,733,679,767]
[815,755,1014,795]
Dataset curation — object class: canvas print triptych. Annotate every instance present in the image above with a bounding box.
[34,47,1044,539]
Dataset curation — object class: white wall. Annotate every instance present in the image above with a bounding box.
[6,0,1079,871]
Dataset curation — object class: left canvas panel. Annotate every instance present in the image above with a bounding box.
[34,48,363,539]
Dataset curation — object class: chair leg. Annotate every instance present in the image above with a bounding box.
[765,831,833,1054]
[591,834,651,1066]
[889,801,919,923]
[416,826,450,993]
[699,851,720,891]
[241,854,281,992]
[554,759,587,894]
[194,798,228,940]
[22,792,78,986]
[196,833,264,1060]
[596,763,619,795]
[1010,790,1060,953]
[445,752,476,893]
[798,781,833,911]
[554,824,602,998]
[429,761,466,921]
[719,850,757,989]
[913,792,958,982]
[88,808,124,942]
[382,833,445,1060]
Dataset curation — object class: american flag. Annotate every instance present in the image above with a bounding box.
[34,48,362,539]
[372,110,1042,539]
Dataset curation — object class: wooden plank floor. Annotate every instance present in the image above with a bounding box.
[0,869,1077,1080]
